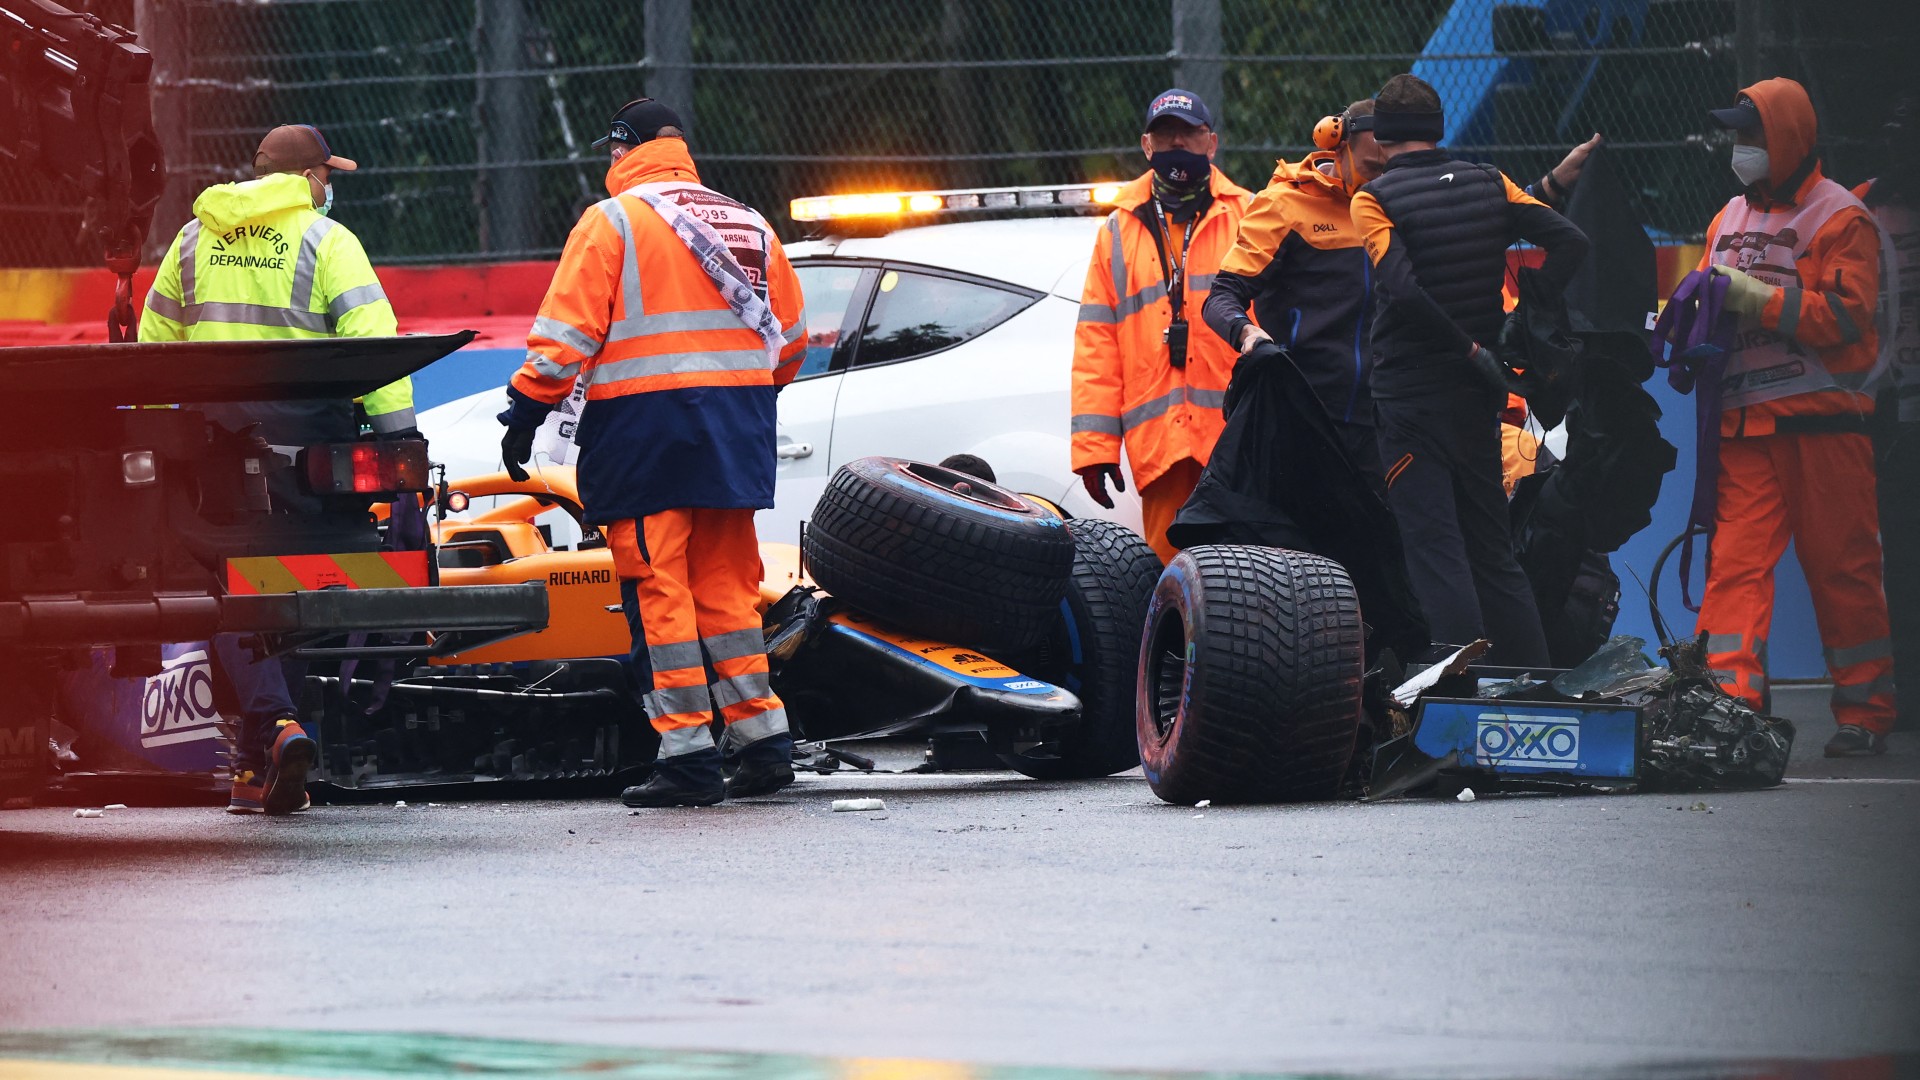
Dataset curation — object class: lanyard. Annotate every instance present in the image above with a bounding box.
[1149,199,1200,318]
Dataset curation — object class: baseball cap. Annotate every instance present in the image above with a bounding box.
[1709,96,1763,132]
[592,98,685,149]
[253,125,356,177]
[1144,89,1212,132]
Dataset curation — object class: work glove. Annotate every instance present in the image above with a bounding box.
[1710,265,1778,324]
[500,426,535,483]
[1466,341,1517,401]
[1075,463,1125,510]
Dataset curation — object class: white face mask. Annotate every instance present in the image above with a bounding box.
[1731,145,1771,188]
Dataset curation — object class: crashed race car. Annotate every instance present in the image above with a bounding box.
[298,455,1158,796]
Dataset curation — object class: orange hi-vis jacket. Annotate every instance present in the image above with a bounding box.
[1698,77,1884,437]
[505,139,807,523]
[1071,167,1252,488]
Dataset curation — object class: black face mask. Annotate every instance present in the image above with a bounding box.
[1150,147,1210,191]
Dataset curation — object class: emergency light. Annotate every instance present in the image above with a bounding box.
[790,183,1125,223]
[300,439,432,496]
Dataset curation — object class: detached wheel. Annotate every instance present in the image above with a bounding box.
[805,457,1074,653]
[999,517,1162,780]
[1136,546,1364,805]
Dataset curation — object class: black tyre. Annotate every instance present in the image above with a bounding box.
[999,517,1163,780]
[1136,546,1365,805]
[805,457,1074,653]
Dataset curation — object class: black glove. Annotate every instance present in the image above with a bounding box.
[500,426,535,483]
[1466,342,1515,401]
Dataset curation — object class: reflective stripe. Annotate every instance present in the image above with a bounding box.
[710,670,774,711]
[1188,273,1216,292]
[328,282,388,323]
[529,348,581,381]
[1071,413,1123,436]
[593,349,770,385]
[289,217,338,312]
[1833,673,1897,704]
[1115,282,1168,319]
[648,638,705,673]
[367,406,417,434]
[182,301,331,333]
[1107,215,1126,307]
[643,683,712,719]
[724,706,789,746]
[595,197,644,317]
[702,627,765,663]
[1827,291,1863,344]
[1078,302,1118,325]
[178,220,201,305]
[145,291,186,322]
[1120,385,1228,433]
[783,312,807,343]
[1705,633,1745,655]
[1776,286,1802,340]
[609,308,754,342]
[657,724,716,759]
[531,315,604,357]
[1825,637,1891,669]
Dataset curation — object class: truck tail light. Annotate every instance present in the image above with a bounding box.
[300,440,431,495]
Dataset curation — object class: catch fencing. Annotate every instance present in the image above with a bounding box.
[3,0,1911,268]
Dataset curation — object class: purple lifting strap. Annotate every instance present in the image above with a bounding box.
[1649,268,1734,612]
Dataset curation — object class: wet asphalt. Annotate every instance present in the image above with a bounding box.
[1,685,1917,1079]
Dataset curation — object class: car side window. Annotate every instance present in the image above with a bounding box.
[791,264,867,379]
[851,268,1038,368]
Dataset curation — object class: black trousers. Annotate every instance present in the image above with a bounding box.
[1874,400,1917,731]
[1376,389,1548,667]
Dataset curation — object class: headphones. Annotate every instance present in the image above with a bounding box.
[1312,111,1374,150]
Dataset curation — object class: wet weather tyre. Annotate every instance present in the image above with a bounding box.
[805,457,1074,653]
[1136,546,1365,805]
[999,517,1163,780]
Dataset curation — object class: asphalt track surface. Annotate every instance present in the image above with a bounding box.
[2,686,1917,1079]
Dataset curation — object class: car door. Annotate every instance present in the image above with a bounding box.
[758,260,875,545]
[824,263,1073,498]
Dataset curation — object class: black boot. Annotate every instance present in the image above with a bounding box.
[726,733,796,798]
[623,747,726,807]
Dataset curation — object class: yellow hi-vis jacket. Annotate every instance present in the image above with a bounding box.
[138,173,414,432]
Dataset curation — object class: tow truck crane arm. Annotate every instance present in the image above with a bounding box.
[0,0,164,341]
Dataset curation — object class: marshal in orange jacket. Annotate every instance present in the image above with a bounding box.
[504,138,807,524]
[1070,167,1252,491]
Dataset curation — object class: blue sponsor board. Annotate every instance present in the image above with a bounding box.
[1413,699,1640,779]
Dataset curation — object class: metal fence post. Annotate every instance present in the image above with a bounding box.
[645,0,693,136]
[1171,0,1223,130]
[478,0,538,254]
[134,0,193,260]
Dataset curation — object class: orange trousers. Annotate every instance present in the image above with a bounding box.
[1697,432,1896,734]
[1139,457,1204,564]
[607,507,786,759]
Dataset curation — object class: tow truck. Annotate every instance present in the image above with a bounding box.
[0,1,547,803]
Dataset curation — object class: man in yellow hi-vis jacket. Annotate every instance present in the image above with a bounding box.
[140,124,413,434]
[137,125,408,816]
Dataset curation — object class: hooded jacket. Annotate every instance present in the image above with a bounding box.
[1071,166,1253,488]
[1202,152,1374,426]
[139,172,411,430]
[505,138,807,523]
[1698,77,1883,434]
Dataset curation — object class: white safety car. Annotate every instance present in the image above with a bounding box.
[418,184,1145,543]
